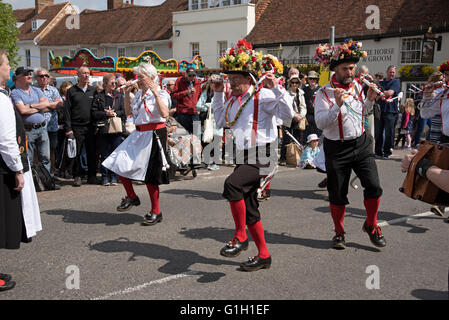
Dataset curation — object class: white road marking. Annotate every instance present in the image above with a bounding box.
[91,271,199,300]
[378,210,445,227]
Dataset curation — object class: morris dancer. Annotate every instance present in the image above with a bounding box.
[102,63,171,226]
[313,40,386,249]
[419,60,449,144]
[211,40,294,271]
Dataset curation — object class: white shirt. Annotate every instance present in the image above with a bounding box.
[131,89,170,125]
[0,93,23,172]
[314,80,374,141]
[212,85,294,150]
[419,87,449,137]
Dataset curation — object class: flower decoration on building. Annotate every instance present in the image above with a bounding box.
[438,60,449,72]
[219,39,264,75]
[398,65,435,78]
[314,39,367,70]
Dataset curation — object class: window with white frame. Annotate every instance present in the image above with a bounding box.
[25,49,31,67]
[191,43,200,57]
[217,41,227,57]
[401,38,422,64]
[118,47,126,57]
[298,46,310,64]
[190,0,208,9]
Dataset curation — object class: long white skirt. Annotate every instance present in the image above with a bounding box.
[21,168,42,238]
[102,130,153,181]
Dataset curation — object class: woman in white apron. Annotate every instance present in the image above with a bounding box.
[102,63,170,226]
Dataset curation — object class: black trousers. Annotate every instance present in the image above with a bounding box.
[69,125,97,179]
[324,133,383,205]
[222,145,274,225]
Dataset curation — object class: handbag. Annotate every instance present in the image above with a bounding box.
[297,117,308,131]
[286,143,302,165]
[202,105,214,143]
[108,116,123,134]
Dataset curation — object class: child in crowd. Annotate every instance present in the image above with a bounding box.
[396,98,415,149]
[298,134,320,169]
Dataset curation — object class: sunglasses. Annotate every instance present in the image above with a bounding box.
[290,81,300,84]
[38,74,50,78]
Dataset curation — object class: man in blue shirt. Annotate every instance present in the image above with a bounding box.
[10,67,51,172]
[374,66,401,159]
[34,68,63,178]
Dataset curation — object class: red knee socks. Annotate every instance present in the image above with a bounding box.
[118,175,137,199]
[248,221,270,259]
[229,200,247,242]
[146,184,161,214]
[364,198,380,227]
[330,203,346,234]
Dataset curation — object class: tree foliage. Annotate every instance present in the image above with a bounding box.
[0,0,20,68]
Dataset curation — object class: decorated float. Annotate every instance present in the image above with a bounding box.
[48,48,220,79]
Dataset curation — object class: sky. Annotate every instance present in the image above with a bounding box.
[5,0,166,11]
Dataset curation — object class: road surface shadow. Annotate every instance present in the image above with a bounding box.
[162,189,223,200]
[271,188,328,201]
[411,288,448,300]
[314,206,435,234]
[44,209,142,226]
[179,226,379,252]
[88,238,236,283]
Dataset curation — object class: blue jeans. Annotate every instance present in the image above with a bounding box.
[413,116,432,147]
[374,112,396,157]
[26,125,51,172]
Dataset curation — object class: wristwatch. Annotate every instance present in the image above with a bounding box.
[30,104,34,109]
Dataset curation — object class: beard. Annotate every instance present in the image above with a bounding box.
[336,73,354,85]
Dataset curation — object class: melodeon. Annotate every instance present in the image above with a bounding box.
[400,141,449,206]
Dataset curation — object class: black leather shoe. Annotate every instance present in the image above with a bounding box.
[240,256,272,272]
[116,196,141,212]
[141,212,163,226]
[0,273,12,282]
[220,237,249,257]
[0,280,16,292]
[362,222,386,247]
[332,233,346,250]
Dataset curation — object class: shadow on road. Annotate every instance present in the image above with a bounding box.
[411,288,448,300]
[162,189,223,200]
[271,188,328,201]
[88,238,237,283]
[179,226,379,252]
[44,209,142,226]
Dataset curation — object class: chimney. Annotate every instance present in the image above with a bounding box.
[107,0,123,10]
[35,0,54,14]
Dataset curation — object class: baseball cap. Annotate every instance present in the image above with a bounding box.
[15,66,33,76]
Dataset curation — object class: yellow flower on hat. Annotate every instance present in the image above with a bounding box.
[238,53,250,65]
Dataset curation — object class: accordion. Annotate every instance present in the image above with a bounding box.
[400,141,449,206]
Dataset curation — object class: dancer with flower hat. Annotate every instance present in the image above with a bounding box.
[211,40,294,271]
[313,39,386,250]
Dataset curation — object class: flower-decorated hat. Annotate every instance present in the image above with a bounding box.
[438,60,449,72]
[314,39,367,71]
[259,53,284,78]
[219,39,263,77]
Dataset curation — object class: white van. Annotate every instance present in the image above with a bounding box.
[53,75,103,89]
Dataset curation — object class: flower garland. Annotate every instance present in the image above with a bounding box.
[224,89,257,127]
[314,39,367,68]
[438,60,449,72]
[260,54,284,77]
